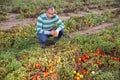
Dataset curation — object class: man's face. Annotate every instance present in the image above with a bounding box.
[46,9,54,18]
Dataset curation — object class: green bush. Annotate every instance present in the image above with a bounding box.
[93,71,120,80]
[0,25,37,50]
[6,59,21,72]
[71,34,87,45]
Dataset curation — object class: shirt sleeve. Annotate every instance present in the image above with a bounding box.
[56,16,64,32]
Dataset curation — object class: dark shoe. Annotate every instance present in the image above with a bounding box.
[41,44,46,49]
[51,41,56,45]
[51,39,58,45]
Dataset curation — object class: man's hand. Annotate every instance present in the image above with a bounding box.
[50,30,57,37]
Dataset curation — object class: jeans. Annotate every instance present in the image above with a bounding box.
[37,29,64,45]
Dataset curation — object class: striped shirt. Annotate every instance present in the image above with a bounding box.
[36,13,64,34]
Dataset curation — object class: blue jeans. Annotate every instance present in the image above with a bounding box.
[37,29,64,45]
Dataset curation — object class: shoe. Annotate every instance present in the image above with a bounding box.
[51,39,58,45]
[51,41,56,45]
[41,44,46,49]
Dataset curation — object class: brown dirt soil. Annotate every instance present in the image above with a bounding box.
[69,23,114,38]
[0,8,118,36]
[0,13,36,30]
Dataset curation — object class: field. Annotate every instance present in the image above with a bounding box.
[0,0,120,80]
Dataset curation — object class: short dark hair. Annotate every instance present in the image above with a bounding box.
[47,7,55,11]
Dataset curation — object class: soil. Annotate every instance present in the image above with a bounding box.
[0,13,35,30]
[69,23,114,38]
[0,8,118,36]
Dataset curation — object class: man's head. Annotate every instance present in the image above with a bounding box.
[46,7,55,18]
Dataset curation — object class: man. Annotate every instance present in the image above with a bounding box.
[36,7,64,48]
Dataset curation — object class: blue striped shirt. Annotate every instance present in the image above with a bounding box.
[36,13,64,34]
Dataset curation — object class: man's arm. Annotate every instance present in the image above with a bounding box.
[56,16,64,32]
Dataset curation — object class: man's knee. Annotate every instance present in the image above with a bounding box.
[37,33,48,43]
[57,29,64,39]
[59,29,64,36]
